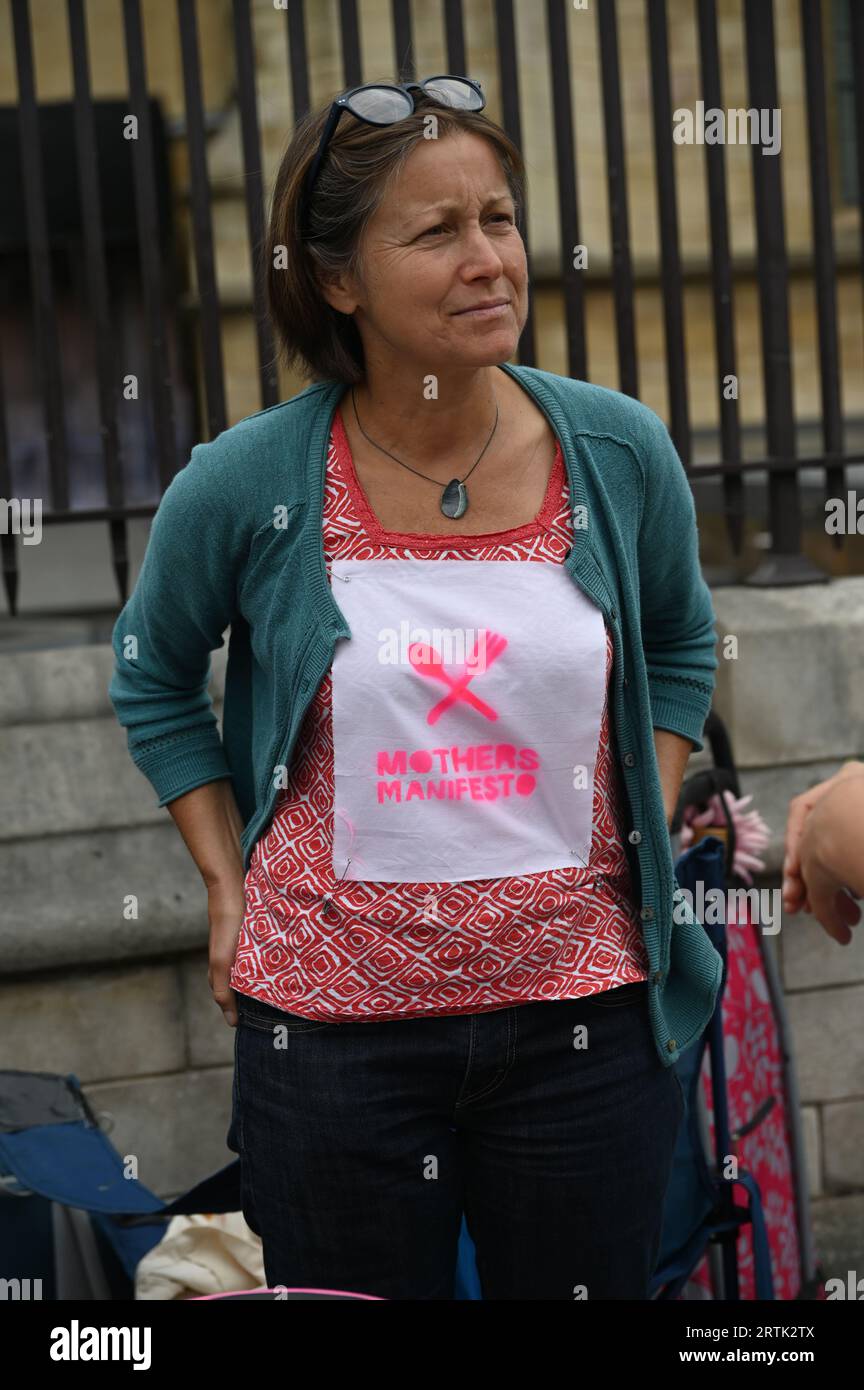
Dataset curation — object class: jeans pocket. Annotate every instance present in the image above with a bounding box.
[235,990,333,1034]
[586,981,647,1008]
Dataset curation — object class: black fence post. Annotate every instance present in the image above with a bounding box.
[743,0,825,584]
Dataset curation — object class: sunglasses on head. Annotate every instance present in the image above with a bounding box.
[299,74,486,240]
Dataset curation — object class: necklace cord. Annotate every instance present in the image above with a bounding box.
[351,385,500,487]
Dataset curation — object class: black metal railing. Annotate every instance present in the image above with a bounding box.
[2,0,863,615]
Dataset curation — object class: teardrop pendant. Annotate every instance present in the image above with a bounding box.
[441,478,468,519]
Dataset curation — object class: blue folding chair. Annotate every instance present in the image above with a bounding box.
[0,1071,242,1298]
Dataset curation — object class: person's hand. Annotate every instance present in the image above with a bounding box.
[207,880,247,1027]
[782,761,864,916]
[797,783,862,945]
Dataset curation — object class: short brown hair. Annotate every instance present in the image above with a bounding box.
[265,83,526,386]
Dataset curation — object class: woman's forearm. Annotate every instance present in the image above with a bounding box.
[166,778,246,890]
[652,727,694,830]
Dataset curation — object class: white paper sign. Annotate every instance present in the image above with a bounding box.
[330,558,607,883]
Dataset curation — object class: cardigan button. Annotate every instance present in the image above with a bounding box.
[623,676,629,687]
[623,752,636,767]
[628,830,642,845]
[667,1039,677,1052]
[640,906,654,921]
[609,607,617,621]
[653,970,663,984]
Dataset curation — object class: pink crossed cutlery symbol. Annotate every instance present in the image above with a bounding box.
[407,631,508,725]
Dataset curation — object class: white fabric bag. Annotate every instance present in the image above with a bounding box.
[134,1212,265,1300]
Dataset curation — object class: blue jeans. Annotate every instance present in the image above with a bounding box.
[226,980,685,1300]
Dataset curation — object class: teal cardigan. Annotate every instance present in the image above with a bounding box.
[108,362,722,1064]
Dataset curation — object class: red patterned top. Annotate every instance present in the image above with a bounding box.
[230,409,649,1019]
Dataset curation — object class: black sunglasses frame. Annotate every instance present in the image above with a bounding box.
[298,74,486,240]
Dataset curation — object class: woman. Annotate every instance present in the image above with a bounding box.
[108,76,722,1300]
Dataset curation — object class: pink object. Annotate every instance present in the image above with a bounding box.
[681,896,804,1300]
[426,631,507,721]
[407,634,505,723]
[679,789,771,885]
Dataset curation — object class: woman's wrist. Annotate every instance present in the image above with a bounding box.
[203,862,246,895]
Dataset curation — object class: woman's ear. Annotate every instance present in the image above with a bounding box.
[314,266,360,317]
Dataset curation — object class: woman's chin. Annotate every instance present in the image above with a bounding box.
[445,326,522,364]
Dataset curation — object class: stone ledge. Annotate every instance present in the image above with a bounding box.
[781,898,864,991]
[0,710,228,839]
[712,578,864,767]
[0,640,227,726]
[823,1101,864,1192]
[0,825,208,973]
[811,1193,864,1281]
[785,984,864,1104]
[0,963,186,1083]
